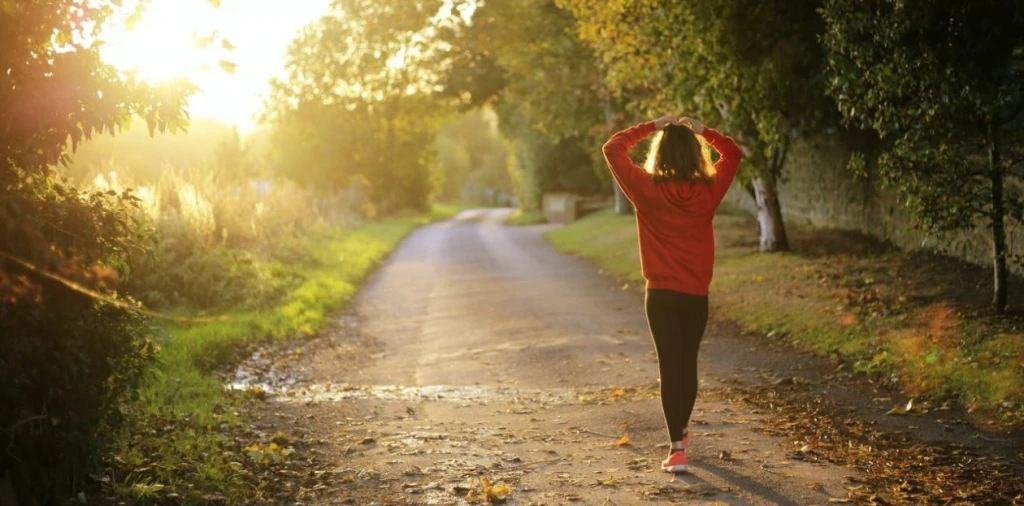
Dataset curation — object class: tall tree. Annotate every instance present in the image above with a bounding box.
[264,0,464,213]
[442,0,628,213]
[560,0,829,252]
[822,0,1024,312]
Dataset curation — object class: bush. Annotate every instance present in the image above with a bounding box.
[129,243,278,310]
[0,176,157,505]
[87,166,341,310]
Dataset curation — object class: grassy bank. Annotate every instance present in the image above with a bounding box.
[103,206,457,505]
[505,208,548,226]
[546,208,1023,427]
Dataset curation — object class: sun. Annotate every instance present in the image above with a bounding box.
[99,0,332,131]
[101,0,220,83]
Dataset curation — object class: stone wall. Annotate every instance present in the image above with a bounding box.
[723,132,1023,273]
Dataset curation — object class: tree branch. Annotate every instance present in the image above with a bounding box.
[5,415,47,434]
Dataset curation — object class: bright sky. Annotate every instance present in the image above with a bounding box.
[101,0,332,133]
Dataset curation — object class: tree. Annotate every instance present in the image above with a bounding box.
[560,0,829,252]
[442,0,628,213]
[433,108,512,204]
[1,1,205,502]
[822,0,1024,312]
[264,0,464,213]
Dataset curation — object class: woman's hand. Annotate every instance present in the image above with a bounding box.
[653,115,679,130]
[680,116,704,134]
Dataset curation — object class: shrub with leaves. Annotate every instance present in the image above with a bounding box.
[0,0,204,502]
[0,174,160,504]
[821,0,1024,311]
[82,165,330,310]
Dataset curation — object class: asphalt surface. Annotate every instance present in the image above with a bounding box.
[245,208,877,505]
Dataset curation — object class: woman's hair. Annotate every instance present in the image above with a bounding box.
[643,124,715,184]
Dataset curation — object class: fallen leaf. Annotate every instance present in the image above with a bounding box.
[614,435,631,447]
[467,477,512,503]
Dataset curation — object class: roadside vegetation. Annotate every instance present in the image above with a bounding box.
[547,209,1024,428]
[103,200,454,505]
[505,209,548,226]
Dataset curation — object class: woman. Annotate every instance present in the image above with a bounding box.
[602,115,742,473]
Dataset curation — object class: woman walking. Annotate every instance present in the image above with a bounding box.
[602,115,742,473]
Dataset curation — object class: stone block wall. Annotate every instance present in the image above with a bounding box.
[723,132,1023,274]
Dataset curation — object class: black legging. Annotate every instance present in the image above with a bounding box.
[645,289,709,442]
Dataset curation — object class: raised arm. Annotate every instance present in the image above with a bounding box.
[681,117,743,203]
[602,116,675,204]
[702,128,743,203]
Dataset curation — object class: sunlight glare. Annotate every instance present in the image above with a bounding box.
[100,0,331,132]
[101,0,218,83]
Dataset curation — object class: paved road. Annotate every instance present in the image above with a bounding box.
[245,208,868,505]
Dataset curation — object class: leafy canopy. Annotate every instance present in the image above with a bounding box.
[560,0,828,178]
[264,0,472,212]
[822,0,1024,231]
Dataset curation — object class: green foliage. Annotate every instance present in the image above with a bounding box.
[132,245,278,310]
[264,0,471,214]
[0,162,163,506]
[444,0,613,210]
[477,0,610,141]
[433,109,513,204]
[74,163,336,311]
[2,288,157,504]
[822,0,1024,231]
[497,101,606,210]
[822,0,1024,309]
[0,174,161,506]
[561,0,828,181]
[0,1,226,502]
[101,214,443,505]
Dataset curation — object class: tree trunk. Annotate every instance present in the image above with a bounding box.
[989,123,1008,313]
[601,91,633,215]
[751,176,789,252]
[613,184,632,215]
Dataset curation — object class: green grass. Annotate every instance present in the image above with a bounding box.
[105,208,454,505]
[505,208,548,226]
[546,208,1023,427]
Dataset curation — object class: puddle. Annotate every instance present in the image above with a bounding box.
[228,348,303,392]
[228,380,576,406]
[227,333,578,407]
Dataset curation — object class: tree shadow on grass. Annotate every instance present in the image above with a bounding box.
[726,211,1024,318]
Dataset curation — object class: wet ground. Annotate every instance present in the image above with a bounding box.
[234,208,1023,506]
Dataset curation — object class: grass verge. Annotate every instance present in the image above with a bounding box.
[102,206,457,505]
[505,208,548,226]
[545,208,1023,428]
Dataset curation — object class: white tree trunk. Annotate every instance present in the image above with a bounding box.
[602,92,633,216]
[613,184,632,215]
[752,176,789,252]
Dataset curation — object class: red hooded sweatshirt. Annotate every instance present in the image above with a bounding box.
[602,121,743,296]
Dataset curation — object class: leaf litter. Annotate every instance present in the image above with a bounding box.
[718,381,1024,505]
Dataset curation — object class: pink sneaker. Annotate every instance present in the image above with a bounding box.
[661,450,688,473]
[661,432,690,473]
